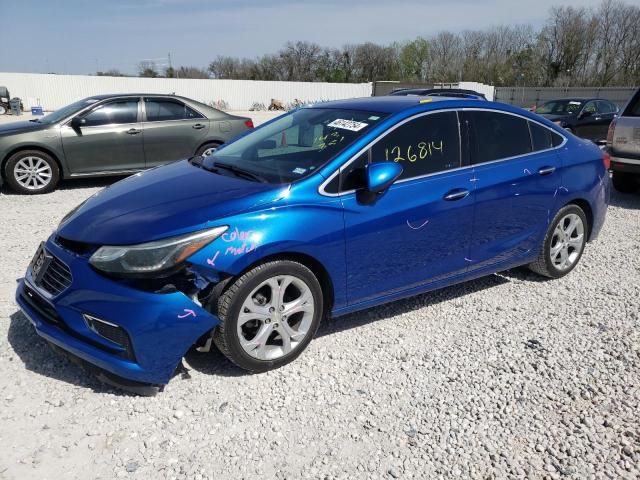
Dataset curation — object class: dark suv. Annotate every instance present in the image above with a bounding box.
[0,94,253,194]
[607,89,640,193]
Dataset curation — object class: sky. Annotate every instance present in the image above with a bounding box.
[2,0,606,75]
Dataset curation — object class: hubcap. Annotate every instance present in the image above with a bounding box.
[14,156,52,190]
[237,275,315,360]
[202,147,217,157]
[549,213,584,271]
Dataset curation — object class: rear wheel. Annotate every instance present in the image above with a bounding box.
[612,171,637,193]
[213,260,323,372]
[0,105,6,115]
[196,142,221,158]
[4,150,60,194]
[528,204,588,279]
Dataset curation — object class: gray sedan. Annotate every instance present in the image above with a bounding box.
[0,94,253,194]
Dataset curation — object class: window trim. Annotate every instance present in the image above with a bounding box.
[318,108,567,197]
[142,97,205,122]
[319,109,463,197]
[63,97,143,128]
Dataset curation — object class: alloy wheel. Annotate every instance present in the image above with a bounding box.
[202,146,217,157]
[14,156,53,190]
[236,275,315,360]
[549,213,585,271]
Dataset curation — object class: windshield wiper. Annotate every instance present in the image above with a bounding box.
[213,161,267,183]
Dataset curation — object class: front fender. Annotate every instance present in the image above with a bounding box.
[186,202,348,310]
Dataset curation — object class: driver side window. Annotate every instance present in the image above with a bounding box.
[582,101,597,114]
[82,99,139,127]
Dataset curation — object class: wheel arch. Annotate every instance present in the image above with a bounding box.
[564,198,594,240]
[194,139,224,156]
[2,145,65,179]
[229,251,335,318]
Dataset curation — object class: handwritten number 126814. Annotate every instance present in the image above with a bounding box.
[384,140,444,163]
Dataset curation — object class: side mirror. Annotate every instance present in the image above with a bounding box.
[366,162,403,194]
[71,117,86,129]
[579,110,593,119]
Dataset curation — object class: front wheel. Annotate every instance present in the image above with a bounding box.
[4,150,60,194]
[528,205,588,278]
[213,260,323,372]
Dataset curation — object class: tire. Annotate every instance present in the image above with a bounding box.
[212,260,323,372]
[0,105,6,115]
[528,204,588,279]
[195,142,221,158]
[4,150,60,194]
[612,171,637,193]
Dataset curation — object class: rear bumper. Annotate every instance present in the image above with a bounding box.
[16,236,220,385]
[610,155,640,175]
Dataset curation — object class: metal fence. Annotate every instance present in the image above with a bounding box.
[494,87,637,108]
[0,72,373,111]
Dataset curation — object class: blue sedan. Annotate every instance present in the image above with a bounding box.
[16,96,609,392]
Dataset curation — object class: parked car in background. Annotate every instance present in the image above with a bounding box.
[16,96,608,392]
[535,98,618,143]
[0,94,254,194]
[606,88,640,193]
[389,88,487,100]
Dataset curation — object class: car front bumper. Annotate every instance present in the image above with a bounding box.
[15,236,220,386]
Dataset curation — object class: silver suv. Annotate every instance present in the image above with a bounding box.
[607,89,640,193]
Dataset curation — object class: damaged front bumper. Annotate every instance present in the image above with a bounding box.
[16,235,221,386]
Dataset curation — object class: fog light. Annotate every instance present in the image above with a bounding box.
[83,314,135,361]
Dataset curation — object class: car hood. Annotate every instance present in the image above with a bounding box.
[57,160,281,245]
[0,120,50,135]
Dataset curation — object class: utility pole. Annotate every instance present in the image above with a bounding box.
[168,52,178,79]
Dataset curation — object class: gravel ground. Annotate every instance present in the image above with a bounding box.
[1,170,639,478]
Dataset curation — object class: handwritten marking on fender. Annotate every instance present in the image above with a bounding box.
[178,309,196,319]
[221,227,259,257]
[206,251,220,266]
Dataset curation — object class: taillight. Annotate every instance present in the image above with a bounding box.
[602,150,611,170]
[244,119,254,129]
[606,117,617,145]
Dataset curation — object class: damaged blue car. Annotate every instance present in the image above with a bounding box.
[16,96,609,393]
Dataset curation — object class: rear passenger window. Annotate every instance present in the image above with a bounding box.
[370,111,461,180]
[469,111,531,163]
[145,99,203,121]
[529,121,564,151]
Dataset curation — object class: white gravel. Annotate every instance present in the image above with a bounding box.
[1,165,639,478]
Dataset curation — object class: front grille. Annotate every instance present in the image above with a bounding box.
[35,254,72,296]
[56,236,95,255]
[22,284,66,328]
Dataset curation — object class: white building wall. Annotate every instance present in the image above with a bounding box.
[0,72,373,111]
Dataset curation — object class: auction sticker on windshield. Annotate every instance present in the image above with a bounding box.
[327,119,369,132]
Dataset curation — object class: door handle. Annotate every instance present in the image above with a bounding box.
[126,128,141,135]
[538,166,556,176]
[443,188,470,201]
[192,123,205,130]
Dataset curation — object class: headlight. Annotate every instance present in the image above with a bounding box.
[89,226,228,274]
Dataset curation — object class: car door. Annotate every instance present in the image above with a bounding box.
[463,110,564,272]
[594,100,618,142]
[141,97,210,167]
[60,97,145,174]
[338,111,475,306]
[574,101,600,140]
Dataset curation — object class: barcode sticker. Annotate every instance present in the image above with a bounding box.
[327,119,368,132]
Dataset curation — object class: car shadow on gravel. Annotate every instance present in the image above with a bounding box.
[6,270,549,388]
[7,311,139,396]
[609,189,640,209]
[0,176,125,195]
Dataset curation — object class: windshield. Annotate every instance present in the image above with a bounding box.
[537,100,584,115]
[37,98,101,124]
[208,108,387,184]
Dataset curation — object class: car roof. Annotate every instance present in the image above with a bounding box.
[85,93,191,101]
[309,95,464,114]
[542,98,603,103]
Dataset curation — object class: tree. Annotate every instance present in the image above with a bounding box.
[138,61,159,78]
[96,69,127,77]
